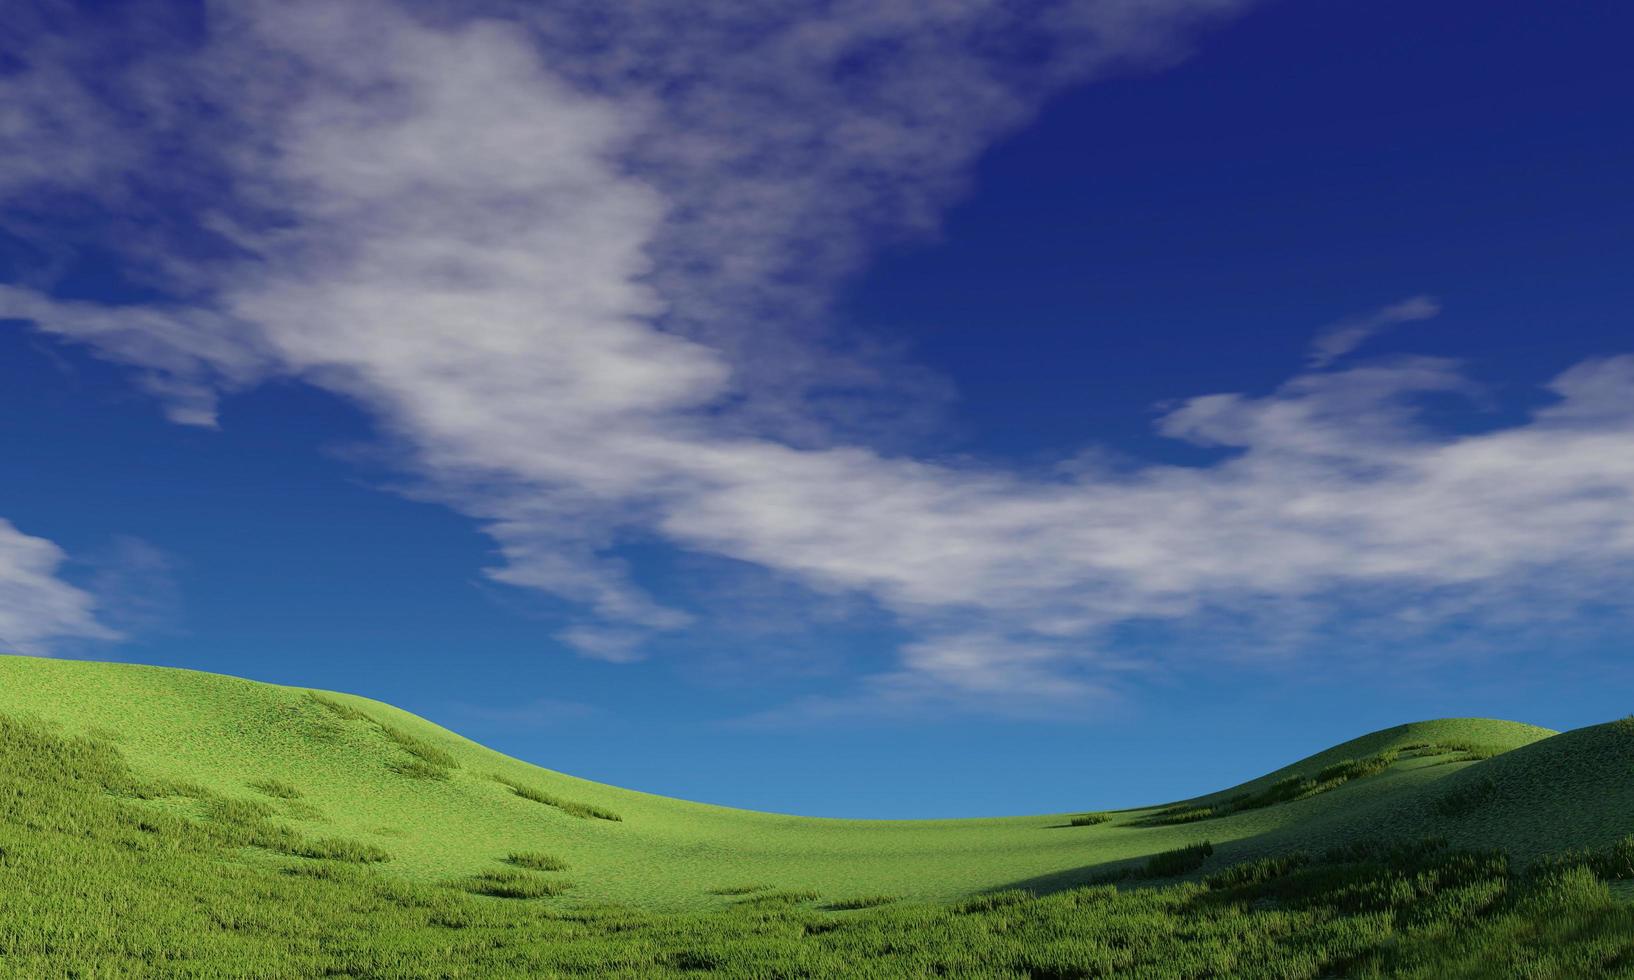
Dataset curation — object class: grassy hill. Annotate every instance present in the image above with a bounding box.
[2,655,1631,977]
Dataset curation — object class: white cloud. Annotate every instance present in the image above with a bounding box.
[5,2,1634,713]
[0,519,116,654]
[1307,295,1442,368]
[556,625,651,665]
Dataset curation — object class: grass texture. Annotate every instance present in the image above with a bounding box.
[0,656,1595,909]
[1,655,1632,976]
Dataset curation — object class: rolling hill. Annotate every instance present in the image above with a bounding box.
[0,655,1603,907]
[1,655,1631,977]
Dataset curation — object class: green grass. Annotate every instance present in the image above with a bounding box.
[1069,812,1112,826]
[380,723,459,770]
[0,666,1632,976]
[0,655,1598,912]
[706,883,772,895]
[1144,841,1215,877]
[1434,776,1498,818]
[823,894,900,910]
[492,774,624,821]
[291,837,394,863]
[732,888,821,907]
[455,870,574,899]
[390,758,454,781]
[1203,851,1312,890]
[248,777,303,799]
[1147,750,1406,827]
[506,851,570,871]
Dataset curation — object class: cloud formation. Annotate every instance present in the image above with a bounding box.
[0,519,115,653]
[1307,295,1442,368]
[5,1,1634,708]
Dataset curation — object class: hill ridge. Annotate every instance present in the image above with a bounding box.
[0,654,1610,911]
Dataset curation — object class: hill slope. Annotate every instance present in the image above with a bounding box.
[0,655,1605,912]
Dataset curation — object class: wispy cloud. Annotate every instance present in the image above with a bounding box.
[1308,295,1442,368]
[83,536,182,639]
[5,2,1634,716]
[0,519,116,654]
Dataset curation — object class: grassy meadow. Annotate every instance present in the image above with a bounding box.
[1,655,1632,977]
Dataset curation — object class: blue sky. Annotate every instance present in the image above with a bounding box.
[3,0,1632,817]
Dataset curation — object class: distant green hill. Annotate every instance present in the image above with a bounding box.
[0,655,1587,907]
[2,655,1630,978]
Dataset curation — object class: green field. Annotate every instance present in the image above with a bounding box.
[3,655,1633,977]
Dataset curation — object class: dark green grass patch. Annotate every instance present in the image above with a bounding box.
[1068,812,1111,826]
[955,889,1033,913]
[1317,751,1398,783]
[1146,804,1215,825]
[380,724,459,770]
[291,837,393,864]
[1205,852,1311,890]
[493,775,622,821]
[457,870,574,899]
[278,800,327,822]
[1531,835,1634,882]
[307,692,372,723]
[127,775,212,799]
[306,694,459,776]
[281,861,363,882]
[1402,739,1510,764]
[732,889,820,907]
[248,778,303,799]
[1144,750,1405,827]
[823,894,899,910]
[1144,840,1214,878]
[391,758,453,781]
[505,851,569,871]
[707,883,772,895]
[208,797,280,824]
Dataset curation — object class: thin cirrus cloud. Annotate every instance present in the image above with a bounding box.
[4,1,1634,709]
[1307,295,1443,368]
[0,519,116,654]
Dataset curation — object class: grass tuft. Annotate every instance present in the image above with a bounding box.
[248,778,303,800]
[278,800,327,822]
[1147,805,1214,825]
[208,797,279,824]
[505,851,569,871]
[1316,750,1398,783]
[707,883,772,896]
[390,758,453,781]
[380,724,458,770]
[1144,749,1407,827]
[291,837,392,864]
[1144,841,1214,878]
[1205,853,1311,890]
[733,889,820,907]
[457,870,574,899]
[307,692,372,723]
[281,861,361,882]
[823,894,899,910]
[955,890,1032,914]
[1068,812,1111,827]
[127,776,212,800]
[492,775,622,821]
